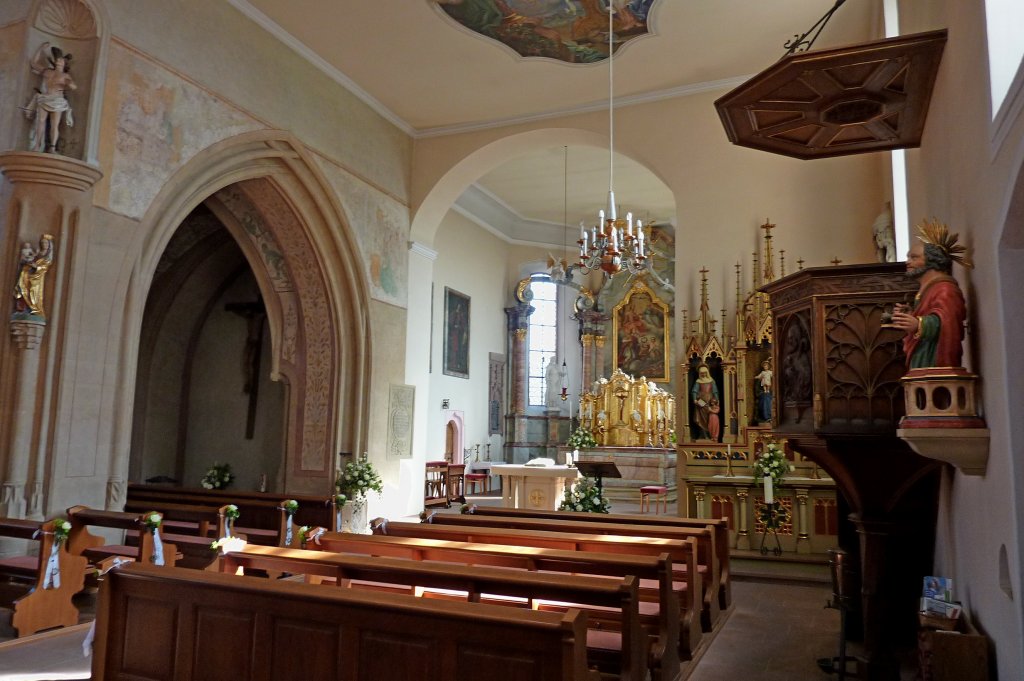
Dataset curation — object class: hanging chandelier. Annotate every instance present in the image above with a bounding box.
[575,5,648,278]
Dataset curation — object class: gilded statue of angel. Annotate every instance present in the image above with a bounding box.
[22,43,76,153]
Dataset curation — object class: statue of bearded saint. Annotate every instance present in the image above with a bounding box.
[890,219,972,369]
[13,235,55,319]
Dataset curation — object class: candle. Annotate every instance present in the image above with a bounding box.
[580,221,586,240]
[627,212,633,236]
[727,443,731,458]
[599,209,605,224]
[763,475,774,504]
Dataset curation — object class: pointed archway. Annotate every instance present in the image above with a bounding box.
[109,131,371,503]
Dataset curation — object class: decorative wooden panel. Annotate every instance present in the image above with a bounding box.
[814,497,838,536]
[711,495,734,531]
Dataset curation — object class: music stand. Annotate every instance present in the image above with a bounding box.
[575,460,621,496]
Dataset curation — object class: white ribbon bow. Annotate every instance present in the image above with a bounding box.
[42,540,61,589]
[285,516,293,546]
[151,529,165,566]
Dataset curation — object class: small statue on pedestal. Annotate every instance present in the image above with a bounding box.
[891,219,971,369]
[23,43,76,154]
[13,235,55,320]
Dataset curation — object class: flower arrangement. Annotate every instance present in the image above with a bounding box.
[223,504,240,520]
[201,462,234,490]
[334,493,349,508]
[52,517,71,543]
[142,512,162,532]
[335,454,383,501]
[752,441,794,484]
[566,426,598,450]
[558,477,611,514]
[282,499,299,516]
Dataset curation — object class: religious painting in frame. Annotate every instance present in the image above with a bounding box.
[443,287,470,379]
[612,279,670,383]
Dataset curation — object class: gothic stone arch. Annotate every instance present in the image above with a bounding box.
[113,131,370,503]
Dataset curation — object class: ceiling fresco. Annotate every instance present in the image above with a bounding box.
[432,0,658,63]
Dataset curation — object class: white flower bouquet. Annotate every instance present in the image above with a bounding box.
[201,462,234,490]
[335,454,383,501]
[558,477,611,514]
[567,426,598,450]
[752,441,793,484]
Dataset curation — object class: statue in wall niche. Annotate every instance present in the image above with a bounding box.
[872,202,897,263]
[23,43,76,154]
[754,359,773,423]
[690,364,720,441]
[891,219,971,368]
[544,358,566,408]
[13,235,55,320]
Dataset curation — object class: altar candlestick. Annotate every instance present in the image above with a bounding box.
[763,475,774,504]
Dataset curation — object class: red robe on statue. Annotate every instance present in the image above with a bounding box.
[903,275,966,368]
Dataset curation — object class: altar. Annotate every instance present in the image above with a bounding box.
[491,464,580,511]
[570,447,676,502]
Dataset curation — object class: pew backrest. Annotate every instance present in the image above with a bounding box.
[92,563,593,681]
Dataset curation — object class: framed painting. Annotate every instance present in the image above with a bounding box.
[612,279,670,383]
[443,287,470,379]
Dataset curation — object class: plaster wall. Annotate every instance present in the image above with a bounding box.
[0,2,413,515]
[428,210,509,464]
[896,2,1024,677]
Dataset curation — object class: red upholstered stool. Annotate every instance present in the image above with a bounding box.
[639,485,668,514]
[464,473,488,495]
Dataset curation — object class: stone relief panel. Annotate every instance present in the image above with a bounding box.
[98,43,262,219]
[312,155,408,307]
[387,384,414,460]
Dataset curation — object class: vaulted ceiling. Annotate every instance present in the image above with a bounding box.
[231,0,884,238]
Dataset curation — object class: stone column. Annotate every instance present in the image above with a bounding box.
[580,334,594,388]
[504,303,532,415]
[594,334,607,380]
[0,152,102,525]
[735,487,751,550]
[795,487,811,554]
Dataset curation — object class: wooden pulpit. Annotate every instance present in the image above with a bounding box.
[762,262,942,681]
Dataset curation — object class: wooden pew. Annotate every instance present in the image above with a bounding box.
[374,517,703,654]
[0,518,88,637]
[92,563,596,681]
[220,544,645,681]
[122,500,222,537]
[309,530,681,676]
[464,505,733,611]
[126,483,333,543]
[66,506,179,568]
[423,511,721,632]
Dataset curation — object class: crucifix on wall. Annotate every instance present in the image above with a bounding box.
[225,298,266,439]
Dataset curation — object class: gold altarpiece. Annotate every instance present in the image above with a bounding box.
[677,221,838,555]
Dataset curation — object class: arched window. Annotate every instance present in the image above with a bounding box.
[986,0,1024,118]
[527,276,558,407]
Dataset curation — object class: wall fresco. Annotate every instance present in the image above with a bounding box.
[314,155,409,308]
[97,43,262,219]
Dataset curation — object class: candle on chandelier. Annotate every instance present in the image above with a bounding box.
[627,212,633,236]
[580,221,586,240]
[763,475,774,504]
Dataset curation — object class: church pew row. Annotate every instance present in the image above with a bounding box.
[219,545,647,681]
[66,506,182,568]
[375,517,702,650]
[0,518,88,637]
[462,506,732,611]
[308,530,682,674]
[92,563,596,681]
[126,482,335,543]
[423,511,721,632]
